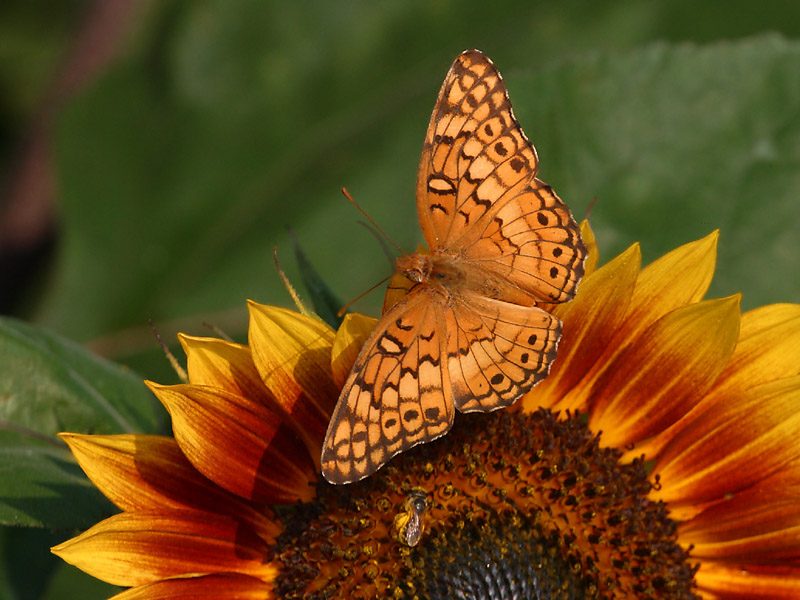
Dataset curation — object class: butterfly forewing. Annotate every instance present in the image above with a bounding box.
[416,50,540,252]
[321,289,454,485]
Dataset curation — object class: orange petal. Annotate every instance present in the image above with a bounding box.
[680,468,800,563]
[653,376,800,507]
[149,383,317,504]
[524,243,640,412]
[179,335,274,404]
[589,295,741,448]
[59,433,280,544]
[108,573,272,600]
[247,302,338,458]
[331,313,377,389]
[695,562,800,599]
[51,510,276,587]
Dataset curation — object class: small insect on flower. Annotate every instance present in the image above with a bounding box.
[392,489,429,547]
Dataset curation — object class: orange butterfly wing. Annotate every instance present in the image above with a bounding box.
[321,288,453,485]
[320,286,560,485]
[443,293,561,413]
[417,50,585,303]
[321,50,586,485]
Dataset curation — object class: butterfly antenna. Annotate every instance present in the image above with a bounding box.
[357,220,396,270]
[341,188,404,254]
[336,274,392,317]
[584,196,598,221]
[148,318,188,383]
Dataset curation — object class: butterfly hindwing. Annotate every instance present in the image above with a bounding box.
[444,293,561,412]
[321,289,454,485]
[460,178,587,303]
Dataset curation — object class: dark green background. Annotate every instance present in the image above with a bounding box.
[2,1,800,598]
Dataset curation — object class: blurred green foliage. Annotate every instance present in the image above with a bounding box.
[2,1,800,598]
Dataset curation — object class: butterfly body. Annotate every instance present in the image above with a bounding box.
[396,252,537,307]
[321,50,586,485]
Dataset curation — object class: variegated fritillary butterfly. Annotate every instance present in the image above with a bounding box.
[321,50,586,485]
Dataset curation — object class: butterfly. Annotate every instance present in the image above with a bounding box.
[321,49,586,485]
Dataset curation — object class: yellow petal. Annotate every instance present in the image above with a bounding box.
[639,304,800,463]
[589,295,741,448]
[331,313,377,389]
[51,510,276,587]
[179,335,271,404]
[625,230,718,343]
[247,302,338,456]
[525,242,640,412]
[706,303,800,402]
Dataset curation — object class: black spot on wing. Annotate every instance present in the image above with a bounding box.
[424,407,440,419]
[396,319,414,331]
[510,157,526,172]
[403,409,420,422]
[420,330,436,342]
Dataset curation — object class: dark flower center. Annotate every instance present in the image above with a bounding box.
[276,409,698,599]
[405,509,589,599]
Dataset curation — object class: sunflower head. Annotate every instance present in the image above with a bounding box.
[277,408,696,599]
[52,224,800,599]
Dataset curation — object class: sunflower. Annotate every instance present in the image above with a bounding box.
[52,224,800,599]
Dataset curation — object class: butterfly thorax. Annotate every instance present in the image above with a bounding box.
[396,253,461,286]
[396,252,536,306]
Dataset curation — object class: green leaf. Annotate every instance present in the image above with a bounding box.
[0,318,164,528]
[509,35,800,310]
[290,229,344,329]
[40,30,800,380]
